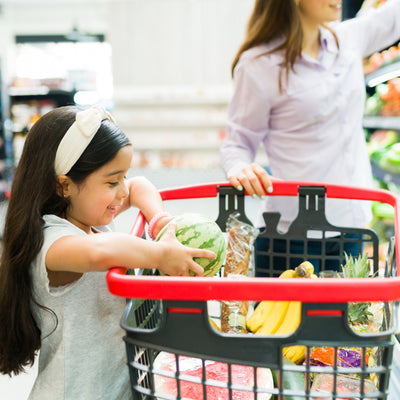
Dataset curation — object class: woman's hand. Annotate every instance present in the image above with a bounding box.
[156,223,216,276]
[229,163,273,198]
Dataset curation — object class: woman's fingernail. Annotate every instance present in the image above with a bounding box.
[267,186,273,193]
[252,194,257,199]
[237,185,243,191]
[261,195,266,200]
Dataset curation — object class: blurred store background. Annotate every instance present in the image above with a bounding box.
[0,0,381,195]
[1,0,400,398]
[0,0,263,184]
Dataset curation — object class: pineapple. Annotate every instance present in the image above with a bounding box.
[348,301,373,326]
[341,253,373,327]
[341,252,372,278]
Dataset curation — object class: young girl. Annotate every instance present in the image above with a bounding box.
[220,0,400,272]
[0,105,216,399]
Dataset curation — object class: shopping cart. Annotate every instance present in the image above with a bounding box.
[107,181,400,400]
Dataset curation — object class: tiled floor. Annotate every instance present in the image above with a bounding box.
[0,168,261,399]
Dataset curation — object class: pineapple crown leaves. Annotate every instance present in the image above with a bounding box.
[341,252,376,326]
[341,252,376,278]
[348,302,373,325]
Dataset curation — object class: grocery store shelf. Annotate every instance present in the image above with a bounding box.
[365,59,400,87]
[9,87,75,98]
[363,116,400,130]
[371,162,400,185]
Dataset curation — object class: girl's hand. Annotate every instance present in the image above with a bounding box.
[229,162,274,198]
[156,223,216,276]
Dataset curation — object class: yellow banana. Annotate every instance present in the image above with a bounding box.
[279,269,297,278]
[256,301,290,334]
[275,301,301,335]
[283,345,306,365]
[277,302,304,363]
[246,300,275,333]
[294,261,315,278]
[255,266,310,337]
[270,263,310,364]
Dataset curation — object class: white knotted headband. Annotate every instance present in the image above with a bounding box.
[54,105,115,176]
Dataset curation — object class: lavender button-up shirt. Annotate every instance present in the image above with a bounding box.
[221,0,400,232]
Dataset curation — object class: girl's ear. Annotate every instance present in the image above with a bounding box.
[56,175,72,198]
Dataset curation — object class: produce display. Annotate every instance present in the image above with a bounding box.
[364,45,400,76]
[156,213,227,276]
[365,79,400,117]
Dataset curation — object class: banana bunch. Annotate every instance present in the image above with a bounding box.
[246,261,317,364]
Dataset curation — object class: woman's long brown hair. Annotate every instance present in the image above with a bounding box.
[232,0,338,86]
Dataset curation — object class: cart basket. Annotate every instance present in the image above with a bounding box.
[107,181,400,400]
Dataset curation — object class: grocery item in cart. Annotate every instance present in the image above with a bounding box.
[156,213,227,276]
[153,351,274,400]
[223,213,259,277]
[311,373,377,399]
[221,214,259,333]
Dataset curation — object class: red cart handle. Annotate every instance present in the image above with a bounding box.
[107,181,400,303]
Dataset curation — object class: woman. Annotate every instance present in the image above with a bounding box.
[220,0,400,273]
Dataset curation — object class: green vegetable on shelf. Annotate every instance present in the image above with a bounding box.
[367,130,399,160]
[379,143,400,174]
[372,201,395,219]
[365,93,384,116]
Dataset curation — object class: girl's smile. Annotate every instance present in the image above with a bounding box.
[329,3,341,11]
[107,205,120,215]
[64,145,133,233]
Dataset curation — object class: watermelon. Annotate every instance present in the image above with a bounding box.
[153,351,273,400]
[156,213,226,277]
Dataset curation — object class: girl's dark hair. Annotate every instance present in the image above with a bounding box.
[0,105,131,375]
[231,0,338,88]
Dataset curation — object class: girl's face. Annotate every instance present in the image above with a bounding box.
[65,145,133,233]
[298,0,342,26]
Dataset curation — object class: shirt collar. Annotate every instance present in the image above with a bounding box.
[252,26,339,69]
[320,25,339,54]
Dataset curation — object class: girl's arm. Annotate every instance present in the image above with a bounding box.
[119,176,172,237]
[45,224,215,276]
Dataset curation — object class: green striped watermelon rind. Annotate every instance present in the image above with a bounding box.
[155,213,226,276]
